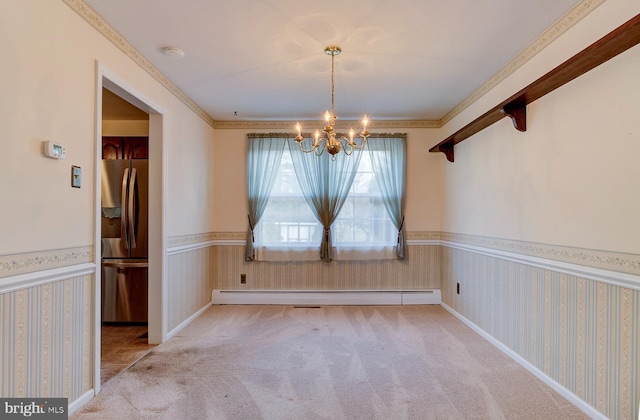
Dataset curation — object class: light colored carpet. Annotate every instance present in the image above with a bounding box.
[73,305,587,419]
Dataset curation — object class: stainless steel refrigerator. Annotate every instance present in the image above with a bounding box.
[101,159,148,323]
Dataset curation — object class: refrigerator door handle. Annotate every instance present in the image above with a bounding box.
[128,167,137,250]
[121,167,130,250]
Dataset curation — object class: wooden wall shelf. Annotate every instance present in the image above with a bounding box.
[430,14,640,162]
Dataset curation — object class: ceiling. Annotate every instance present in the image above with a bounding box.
[84,0,583,123]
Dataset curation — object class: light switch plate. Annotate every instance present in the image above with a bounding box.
[71,165,81,188]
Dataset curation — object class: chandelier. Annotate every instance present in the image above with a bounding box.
[295,45,369,156]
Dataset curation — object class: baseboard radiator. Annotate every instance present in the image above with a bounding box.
[211,290,441,306]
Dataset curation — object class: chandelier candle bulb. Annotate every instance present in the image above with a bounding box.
[361,115,369,137]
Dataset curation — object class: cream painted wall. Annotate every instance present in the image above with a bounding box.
[212,128,444,233]
[0,0,215,255]
[166,108,216,237]
[102,120,149,137]
[440,0,640,254]
[1,1,95,255]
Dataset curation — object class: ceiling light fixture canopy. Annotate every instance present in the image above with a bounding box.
[295,45,369,157]
[162,46,185,59]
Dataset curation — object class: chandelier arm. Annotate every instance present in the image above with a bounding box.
[347,135,368,149]
[341,137,359,156]
[339,136,353,149]
[315,143,325,156]
[340,136,355,147]
[297,139,318,154]
[343,142,354,156]
[349,136,368,149]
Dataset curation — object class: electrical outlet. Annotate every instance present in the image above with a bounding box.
[240,273,246,284]
[456,282,460,295]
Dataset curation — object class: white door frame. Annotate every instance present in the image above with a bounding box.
[94,61,168,394]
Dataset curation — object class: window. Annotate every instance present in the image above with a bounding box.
[332,151,396,248]
[255,149,322,247]
[252,136,404,261]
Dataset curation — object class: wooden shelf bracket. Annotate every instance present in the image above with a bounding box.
[439,141,455,163]
[501,101,527,132]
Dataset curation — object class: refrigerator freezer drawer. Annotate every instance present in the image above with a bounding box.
[101,260,148,323]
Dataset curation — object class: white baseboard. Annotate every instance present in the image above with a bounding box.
[167,302,212,340]
[68,389,94,415]
[211,289,441,306]
[440,302,607,420]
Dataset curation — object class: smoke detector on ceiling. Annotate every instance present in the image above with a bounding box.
[162,47,185,59]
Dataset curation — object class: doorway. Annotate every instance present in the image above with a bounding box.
[95,63,166,393]
[100,88,153,384]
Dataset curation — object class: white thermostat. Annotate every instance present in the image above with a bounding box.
[44,141,66,159]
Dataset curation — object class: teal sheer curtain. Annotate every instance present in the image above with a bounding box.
[287,138,363,262]
[367,134,407,259]
[245,135,286,261]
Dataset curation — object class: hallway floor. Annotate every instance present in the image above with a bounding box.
[101,324,156,385]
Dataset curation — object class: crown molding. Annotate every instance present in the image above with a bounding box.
[65,0,603,131]
[440,0,606,126]
[211,119,441,130]
[63,0,216,128]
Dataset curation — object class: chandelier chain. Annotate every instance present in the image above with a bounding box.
[331,50,335,118]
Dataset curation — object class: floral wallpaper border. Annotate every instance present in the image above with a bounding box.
[171,231,640,276]
[2,230,636,280]
[167,232,244,248]
[440,232,640,276]
[0,247,94,279]
[407,231,441,241]
[173,231,444,245]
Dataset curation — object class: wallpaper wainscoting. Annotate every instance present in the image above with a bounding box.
[167,246,214,332]
[0,274,93,401]
[440,245,640,420]
[212,245,440,290]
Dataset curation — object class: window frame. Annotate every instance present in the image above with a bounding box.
[251,135,405,261]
